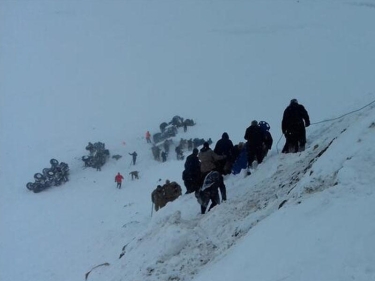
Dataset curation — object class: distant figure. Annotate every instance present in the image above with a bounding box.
[187,139,193,151]
[151,145,161,161]
[195,171,226,214]
[115,172,124,189]
[282,99,310,153]
[182,148,201,194]
[161,151,167,162]
[95,159,102,171]
[244,120,265,171]
[175,145,184,160]
[163,139,170,153]
[129,151,138,165]
[179,138,187,149]
[145,131,151,143]
[129,171,139,180]
[183,122,188,132]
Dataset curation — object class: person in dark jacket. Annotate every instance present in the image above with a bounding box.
[187,139,193,151]
[151,145,161,161]
[182,148,201,194]
[129,151,137,165]
[161,151,167,162]
[262,130,273,158]
[214,132,234,175]
[258,121,273,159]
[175,145,184,160]
[151,185,166,211]
[281,99,310,153]
[195,171,227,214]
[163,139,170,154]
[244,120,265,170]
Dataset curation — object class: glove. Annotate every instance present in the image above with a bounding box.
[305,120,310,127]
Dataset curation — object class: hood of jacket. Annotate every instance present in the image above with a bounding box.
[221,132,229,140]
[200,146,210,153]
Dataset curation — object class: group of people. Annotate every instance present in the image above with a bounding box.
[181,140,230,214]
[150,99,310,214]
[151,180,182,211]
[181,98,310,214]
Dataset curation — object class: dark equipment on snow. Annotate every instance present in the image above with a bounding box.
[153,125,178,143]
[193,138,212,148]
[82,142,110,170]
[169,115,184,127]
[26,159,70,193]
[112,154,122,160]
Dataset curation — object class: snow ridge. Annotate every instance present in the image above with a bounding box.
[88,104,375,281]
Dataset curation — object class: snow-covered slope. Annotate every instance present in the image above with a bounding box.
[85,100,375,281]
[1,1,375,281]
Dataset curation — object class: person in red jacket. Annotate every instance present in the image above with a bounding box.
[115,172,124,189]
[145,131,151,143]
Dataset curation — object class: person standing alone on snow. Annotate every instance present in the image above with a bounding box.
[145,131,151,143]
[281,99,310,153]
[115,172,124,189]
[129,151,138,165]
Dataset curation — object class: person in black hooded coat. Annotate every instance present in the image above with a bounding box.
[244,120,266,169]
[214,132,234,175]
[281,99,310,153]
[182,148,201,194]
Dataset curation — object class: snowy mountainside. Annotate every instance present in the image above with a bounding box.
[2,1,375,281]
[87,104,375,281]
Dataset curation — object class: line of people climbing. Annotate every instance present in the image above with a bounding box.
[149,99,309,214]
[180,98,310,214]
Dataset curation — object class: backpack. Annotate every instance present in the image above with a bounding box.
[201,171,220,191]
[259,121,270,132]
[195,189,209,207]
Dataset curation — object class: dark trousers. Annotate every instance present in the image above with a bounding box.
[246,145,264,168]
[184,180,200,194]
[200,189,220,214]
[283,127,306,153]
[116,182,122,189]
